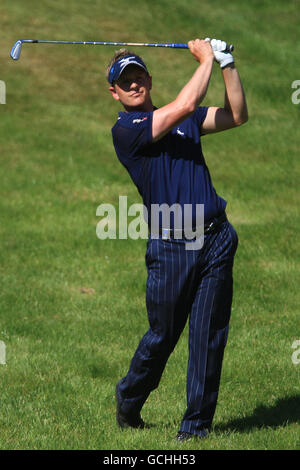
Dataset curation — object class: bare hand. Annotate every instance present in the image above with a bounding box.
[188,39,214,64]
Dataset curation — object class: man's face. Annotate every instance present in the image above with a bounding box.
[109,64,152,112]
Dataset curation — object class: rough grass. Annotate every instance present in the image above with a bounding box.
[0,0,299,451]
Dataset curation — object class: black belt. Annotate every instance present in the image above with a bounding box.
[155,212,227,240]
[203,212,227,234]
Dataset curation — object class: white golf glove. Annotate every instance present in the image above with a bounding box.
[205,37,234,68]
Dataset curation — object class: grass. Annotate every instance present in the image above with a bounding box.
[0,0,299,450]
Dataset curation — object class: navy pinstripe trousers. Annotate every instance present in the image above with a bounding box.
[118,219,238,436]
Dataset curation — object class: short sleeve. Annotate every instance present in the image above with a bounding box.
[192,106,209,135]
[112,112,153,161]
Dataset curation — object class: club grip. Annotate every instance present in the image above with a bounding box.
[175,42,234,52]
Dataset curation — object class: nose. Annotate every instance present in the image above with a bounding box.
[130,79,139,89]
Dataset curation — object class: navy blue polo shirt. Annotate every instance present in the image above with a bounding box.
[112,107,226,229]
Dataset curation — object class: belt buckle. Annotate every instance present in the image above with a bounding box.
[206,221,215,233]
[162,228,170,240]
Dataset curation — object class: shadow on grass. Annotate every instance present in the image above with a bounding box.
[215,395,300,433]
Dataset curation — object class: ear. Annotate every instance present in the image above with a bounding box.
[148,74,152,91]
[109,85,120,102]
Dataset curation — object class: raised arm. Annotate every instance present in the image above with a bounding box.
[152,39,214,142]
[202,39,248,134]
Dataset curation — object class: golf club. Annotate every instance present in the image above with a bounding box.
[10,39,234,61]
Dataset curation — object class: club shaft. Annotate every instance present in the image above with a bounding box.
[10,39,234,60]
[22,39,191,48]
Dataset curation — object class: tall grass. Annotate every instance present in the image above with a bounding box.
[0,0,299,450]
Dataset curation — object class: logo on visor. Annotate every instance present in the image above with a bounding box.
[119,56,138,68]
[109,55,147,84]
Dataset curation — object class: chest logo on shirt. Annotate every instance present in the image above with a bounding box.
[176,128,185,137]
[132,117,148,124]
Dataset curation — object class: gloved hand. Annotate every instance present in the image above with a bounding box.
[205,38,234,68]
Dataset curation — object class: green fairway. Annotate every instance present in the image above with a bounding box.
[0,0,299,450]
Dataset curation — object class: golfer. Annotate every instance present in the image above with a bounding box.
[107,38,248,441]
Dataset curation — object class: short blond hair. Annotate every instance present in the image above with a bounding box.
[106,48,146,83]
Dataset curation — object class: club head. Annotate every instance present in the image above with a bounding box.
[10,40,22,60]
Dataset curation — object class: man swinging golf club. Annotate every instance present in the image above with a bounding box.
[107,37,248,441]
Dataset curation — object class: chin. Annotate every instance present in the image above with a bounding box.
[129,98,146,110]
[132,95,145,104]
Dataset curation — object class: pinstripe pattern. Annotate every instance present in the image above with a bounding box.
[118,220,238,436]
